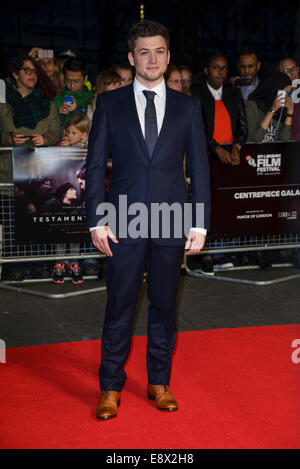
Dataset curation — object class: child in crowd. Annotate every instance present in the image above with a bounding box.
[58,114,90,147]
[52,114,92,284]
[87,68,122,120]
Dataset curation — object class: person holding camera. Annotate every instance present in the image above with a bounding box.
[29,47,64,96]
[230,47,261,101]
[0,54,61,147]
[54,57,93,129]
[245,72,293,142]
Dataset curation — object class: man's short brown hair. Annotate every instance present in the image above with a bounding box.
[127,20,169,53]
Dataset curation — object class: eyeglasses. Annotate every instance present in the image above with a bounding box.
[282,66,299,74]
[19,67,38,75]
[208,65,229,72]
[65,78,84,86]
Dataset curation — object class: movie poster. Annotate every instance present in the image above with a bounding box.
[209,141,300,238]
[12,147,90,243]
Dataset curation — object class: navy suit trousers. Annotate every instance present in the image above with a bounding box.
[99,239,185,391]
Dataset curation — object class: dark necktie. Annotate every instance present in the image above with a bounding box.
[142,90,158,158]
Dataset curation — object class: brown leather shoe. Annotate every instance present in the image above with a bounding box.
[96,391,120,420]
[148,384,178,411]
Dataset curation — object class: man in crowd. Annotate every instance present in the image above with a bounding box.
[278,57,300,141]
[86,19,210,420]
[54,57,93,128]
[231,47,261,101]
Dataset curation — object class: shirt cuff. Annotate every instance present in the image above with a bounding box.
[190,227,207,236]
[90,226,207,236]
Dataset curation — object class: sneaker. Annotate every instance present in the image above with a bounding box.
[217,262,234,269]
[52,263,66,284]
[200,258,214,276]
[67,263,83,284]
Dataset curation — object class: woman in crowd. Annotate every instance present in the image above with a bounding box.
[87,68,122,120]
[29,47,64,96]
[179,65,193,95]
[245,71,293,142]
[191,51,248,165]
[0,54,61,146]
[164,64,183,92]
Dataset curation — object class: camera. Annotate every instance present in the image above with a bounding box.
[38,49,54,59]
[64,96,74,105]
[234,76,252,86]
[277,89,286,106]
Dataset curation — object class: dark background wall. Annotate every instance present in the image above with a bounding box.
[1,0,300,82]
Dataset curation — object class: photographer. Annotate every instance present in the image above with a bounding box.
[29,47,64,96]
[54,57,93,129]
[245,72,293,142]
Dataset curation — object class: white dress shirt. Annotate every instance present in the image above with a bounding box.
[206,82,223,100]
[90,77,206,236]
[133,77,166,137]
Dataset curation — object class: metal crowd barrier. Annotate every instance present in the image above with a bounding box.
[1,145,300,300]
[183,234,300,286]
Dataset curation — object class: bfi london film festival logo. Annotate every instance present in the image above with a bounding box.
[0,339,6,364]
[246,153,281,175]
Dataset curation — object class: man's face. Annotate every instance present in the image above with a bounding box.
[279,59,299,82]
[128,35,170,87]
[13,60,38,91]
[238,54,261,82]
[64,70,87,93]
[204,57,228,90]
[116,68,133,86]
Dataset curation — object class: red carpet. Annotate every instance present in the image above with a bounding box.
[0,325,300,449]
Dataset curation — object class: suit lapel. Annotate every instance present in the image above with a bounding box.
[119,85,179,163]
[150,87,177,163]
[119,85,149,162]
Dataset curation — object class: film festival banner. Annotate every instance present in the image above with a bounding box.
[12,147,91,243]
[209,141,300,238]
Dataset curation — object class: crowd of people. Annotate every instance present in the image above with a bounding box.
[0,44,299,280]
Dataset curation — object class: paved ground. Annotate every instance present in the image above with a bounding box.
[1,263,300,348]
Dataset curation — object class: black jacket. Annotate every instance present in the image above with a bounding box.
[191,82,248,153]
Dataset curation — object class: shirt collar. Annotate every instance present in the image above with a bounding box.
[134,77,166,98]
[206,81,223,100]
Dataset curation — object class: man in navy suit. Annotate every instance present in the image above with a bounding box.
[86,20,210,420]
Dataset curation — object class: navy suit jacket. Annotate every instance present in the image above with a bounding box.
[86,83,210,245]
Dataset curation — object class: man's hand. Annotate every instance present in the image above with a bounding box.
[91,226,118,257]
[58,99,77,115]
[185,231,206,255]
